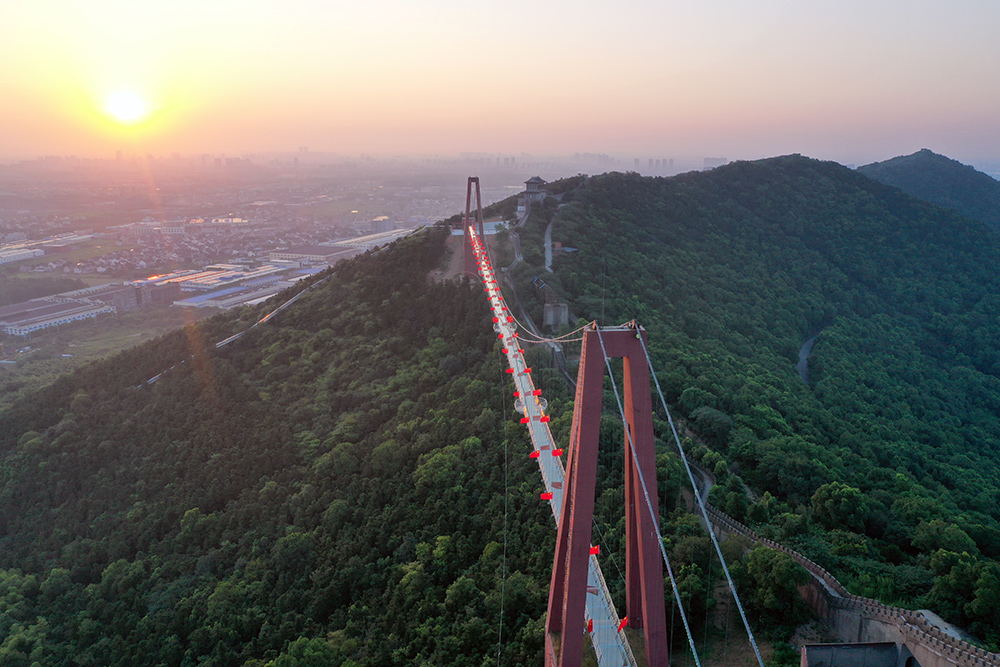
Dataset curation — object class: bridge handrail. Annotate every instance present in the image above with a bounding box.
[590,552,639,667]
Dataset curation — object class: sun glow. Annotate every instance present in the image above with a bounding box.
[106,90,149,124]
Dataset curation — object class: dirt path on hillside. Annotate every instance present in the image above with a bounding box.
[431,232,506,283]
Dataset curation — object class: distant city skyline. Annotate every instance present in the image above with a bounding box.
[2,0,998,168]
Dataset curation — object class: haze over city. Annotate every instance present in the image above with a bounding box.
[3,0,999,168]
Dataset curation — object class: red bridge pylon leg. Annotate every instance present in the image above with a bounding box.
[545,323,668,667]
[545,327,604,666]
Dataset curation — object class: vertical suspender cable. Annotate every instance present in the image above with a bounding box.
[636,334,765,667]
[592,519,627,592]
[595,327,702,667]
[703,540,714,651]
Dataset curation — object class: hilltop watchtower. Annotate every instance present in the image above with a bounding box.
[524,176,547,202]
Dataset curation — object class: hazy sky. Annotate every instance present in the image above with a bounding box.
[2,0,998,165]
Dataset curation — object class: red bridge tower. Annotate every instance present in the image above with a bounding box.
[461,176,486,277]
[546,322,669,667]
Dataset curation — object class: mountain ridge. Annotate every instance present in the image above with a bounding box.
[857,148,1000,231]
[517,154,1000,646]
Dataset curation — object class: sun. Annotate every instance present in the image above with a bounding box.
[105,90,149,124]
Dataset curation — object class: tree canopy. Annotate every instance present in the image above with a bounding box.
[516,156,1000,647]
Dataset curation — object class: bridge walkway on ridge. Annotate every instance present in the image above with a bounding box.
[469,226,638,667]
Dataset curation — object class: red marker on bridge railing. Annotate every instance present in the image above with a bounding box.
[520,417,530,424]
[512,390,520,397]
[529,451,540,459]
[587,619,593,633]
[506,368,514,374]
[552,448,563,456]
[492,316,499,323]
[540,492,553,500]
[532,389,542,396]
[589,545,600,555]
[540,415,550,423]
[617,616,628,633]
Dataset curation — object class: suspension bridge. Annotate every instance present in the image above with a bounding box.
[460,177,763,667]
[160,176,998,667]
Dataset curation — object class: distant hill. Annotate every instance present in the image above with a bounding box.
[858,148,1000,230]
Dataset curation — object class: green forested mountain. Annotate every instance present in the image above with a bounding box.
[858,149,1000,231]
[0,224,747,667]
[4,155,1000,665]
[516,156,1000,646]
[0,230,562,666]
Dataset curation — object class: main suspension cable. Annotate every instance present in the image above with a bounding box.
[511,315,588,343]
